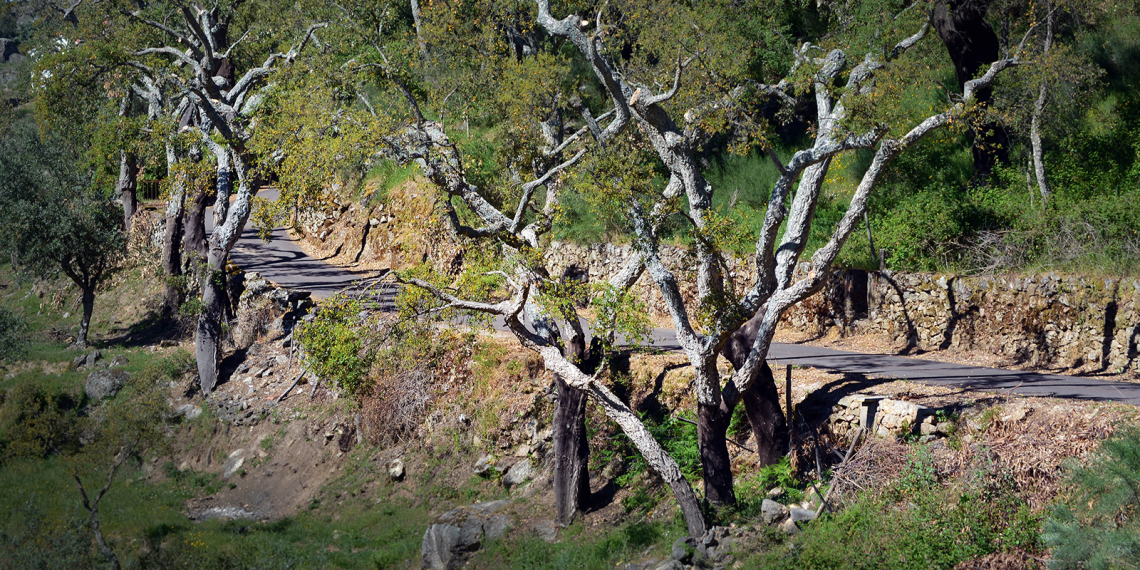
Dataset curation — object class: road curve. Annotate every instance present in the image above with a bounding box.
[208,191,1140,406]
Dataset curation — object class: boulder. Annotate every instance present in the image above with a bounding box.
[107,354,129,368]
[473,455,496,477]
[502,459,532,488]
[533,520,557,543]
[389,459,406,481]
[670,537,696,562]
[85,369,129,401]
[789,507,817,523]
[175,404,202,420]
[421,508,485,570]
[761,499,788,524]
[483,515,512,540]
[221,450,245,479]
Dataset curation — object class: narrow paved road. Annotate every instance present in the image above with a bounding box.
[212,191,1140,406]
[207,189,378,298]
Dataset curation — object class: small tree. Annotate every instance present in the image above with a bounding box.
[1044,424,1140,570]
[0,123,125,348]
[68,371,170,569]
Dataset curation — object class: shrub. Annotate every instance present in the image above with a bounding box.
[294,296,375,397]
[0,381,81,462]
[1043,424,1140,570]
[0,306,27,364]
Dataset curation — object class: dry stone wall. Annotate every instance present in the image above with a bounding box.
[544,241,757,318]
[545,241,1140,373]
[788,271,1140,373]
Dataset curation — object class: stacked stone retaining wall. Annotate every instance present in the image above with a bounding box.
[545,241,1140,373]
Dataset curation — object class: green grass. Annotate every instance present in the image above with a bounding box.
[471,519,686,570]
[743,451,1043,570]
[0,450,435,569]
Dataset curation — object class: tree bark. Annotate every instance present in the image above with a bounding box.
[162,150,187,319]
[1030,0,1054,203]
[409,0,427,57]
[697,402,736,507]
[161,204,185,318]
[933,0,1010,182]
[183,183,211,272]
[196,150,256,393]
[196,245,227,394]
[116,151,138,231]
[77,287,95,348]
[739,364,787,465]
[721,308,789,466]
[541,346,707,538]
[552,373,590,526]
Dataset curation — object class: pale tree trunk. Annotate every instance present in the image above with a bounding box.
[1030,0,1054,203]
[197,150,255,393]
[409,0,427,57]
[116,151,138,231]
[162,147,187,319]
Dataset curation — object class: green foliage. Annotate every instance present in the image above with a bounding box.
[0,121,125,339]
[0,502,96,570]
[475,519,681,570]
[734,456,806,520]
[749,461,1042,569]
[0,380,81,462]
[890,447,939,499]
[294,296,375,398]
[0,306,28,364]
[1043,424,1140,570]
[614,411,702,487]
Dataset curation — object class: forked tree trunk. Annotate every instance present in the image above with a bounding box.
[196,150,254,394]
[541,346,707,537]
[552,374,591,526]
[116,151,138,231]
[721,308,789,466]
[550,312,592,527]
[77,288,95,348]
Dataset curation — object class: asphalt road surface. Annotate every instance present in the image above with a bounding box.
[206,188,378,299]
[208,190,1140,406]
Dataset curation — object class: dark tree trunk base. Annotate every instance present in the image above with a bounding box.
[741,361,789,467]
[161,209,185,319]
[553,374,590,527]
[697,401,736,507]
[196,249,228,393]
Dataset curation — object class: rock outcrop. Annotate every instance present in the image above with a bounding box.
[85,368,129,401]
[421,501,512,570]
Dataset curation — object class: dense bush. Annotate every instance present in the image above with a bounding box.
[1043,424,1140,569]
[0,306,27,364]
[294,296,376,398]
